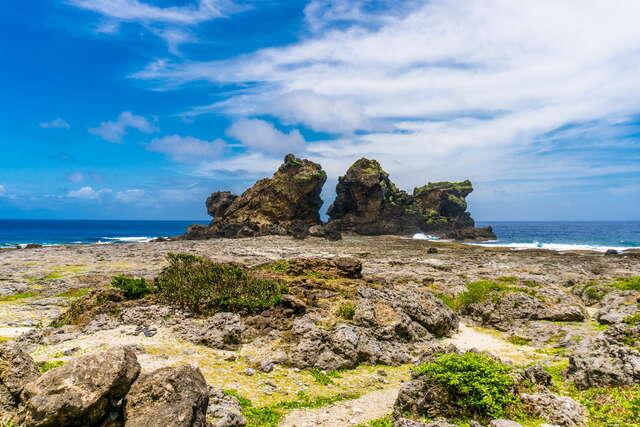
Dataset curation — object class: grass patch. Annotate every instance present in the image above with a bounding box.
[356,415,393,427]
[55,288,91,299]
[111,275,153,299]
[0,292,39,302]
[507,335,531,346]
[223,389,253,409]
[337,302,356,320]
[38,360,65,373]
[611,277,640,292]
[305,368,343,385]
[413,352,516,419]
[156,253,287,314]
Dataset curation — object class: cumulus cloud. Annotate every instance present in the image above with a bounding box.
[226,119,305,155]
[90,111,159,143]
[134,0,640,195]
[115,189,146,203]
[147,135,225,162]
[67,186,112,200]
[39,118,71,129]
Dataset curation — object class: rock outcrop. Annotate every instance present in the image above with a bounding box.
[124,365,209,427]
[520,392,586,427]
[327,158,494,239]
[0,343,40,419]
[184,154,327,239]
[18,346,140,427]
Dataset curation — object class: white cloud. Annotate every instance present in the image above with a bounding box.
[147,135,225,162]
[67,186,112,200]
[0,185,5,196]
[39,118,71,129]
[115,189,146,203]
[67,172,85,183]
[195,152,283,177]
[90,111,159,143]
[134,0,640,196]
[226,119,305,155]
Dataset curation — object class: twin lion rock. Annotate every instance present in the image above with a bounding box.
[184,154,495,241]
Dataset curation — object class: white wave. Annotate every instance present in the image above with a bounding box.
[468,241,633,253]
[413,233,439,241]
[101,236,155,243]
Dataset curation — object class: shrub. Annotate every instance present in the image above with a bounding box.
[38,360,65,373]
[111,275,152,299]
[155,253,286,314]
[337,302,356,320]
[624,313,640,325]
[414,352,516,418]
[611,277,640,292]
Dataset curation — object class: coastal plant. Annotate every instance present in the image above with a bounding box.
[413,352,517,418]
[38,360,65,373]
[111,275,153,299]
[337,302,356,320]
[611,276,640,291]
[155,253,287,314]
[0,292,39,302]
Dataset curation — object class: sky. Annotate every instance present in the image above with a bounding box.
[1,0,639,221]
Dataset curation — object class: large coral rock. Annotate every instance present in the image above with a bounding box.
[596,290,639,325]
[0,343,40,418]
[520,392,586,427]
[208,387,247,427]
[568,341,640,389]
[177,312,245,350]
[123,364,209,427]
[185,154,327,239]
[327,158,494,239]
[18,346,140,427]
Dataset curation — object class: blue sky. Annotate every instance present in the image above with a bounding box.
[1,0,639,221]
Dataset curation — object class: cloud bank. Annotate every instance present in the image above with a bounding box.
[90,111,159,143]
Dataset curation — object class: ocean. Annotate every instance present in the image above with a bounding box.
[0,219,638,252]
[0,219,208,248]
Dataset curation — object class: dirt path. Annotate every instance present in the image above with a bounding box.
[280,323,540,426]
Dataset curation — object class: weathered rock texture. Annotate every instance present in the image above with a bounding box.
[185,154,327,239]
[124,364,209,427]
[520,392,586,427]
[18,346,140,427]
[0,343,40,419]
[327,158,494,239]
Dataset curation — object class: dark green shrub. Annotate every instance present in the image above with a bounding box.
[414,352,516,418]
[155,253,286,314]
[111,275,152,299]
[337,302,356,320]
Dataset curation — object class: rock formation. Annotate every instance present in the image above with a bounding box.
[184,154,327,239]
[326,158,494,239]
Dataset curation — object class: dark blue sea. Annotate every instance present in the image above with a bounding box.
[0,220,639,252]
[0,219,209,248]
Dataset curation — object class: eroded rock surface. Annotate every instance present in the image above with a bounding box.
[520,392,586,427]
[124,364,209,427]
[0,343,39,418]
[177,312,245,351]
[596,290,639,324]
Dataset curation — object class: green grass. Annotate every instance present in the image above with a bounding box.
[337,302,356,320]
[111,275,153,299]
[413,353,516,419]
[611,277,640,292]
[305,368,344,385]
[507,335,531,346]
[0,292,39,302]
[223,389,253,409]
[624,313,640,326]
[156,253,287,314]
[55,288,91,299]
[356,415,393,427]
[38,360,65,373]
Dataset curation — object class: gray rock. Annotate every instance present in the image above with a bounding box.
[520,392,586,427]
[489,420,523,427]
[0,342,40,399]
[596,290,639,325]
[568,341,640,389]
[178,312,245,350]
[208,387,247,427]
[18,346,141,427]
[124,364,209,427]
[394,419,458,427]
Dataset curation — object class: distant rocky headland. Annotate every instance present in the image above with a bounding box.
[183,154,495,241]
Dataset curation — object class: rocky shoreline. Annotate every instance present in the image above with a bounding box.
[1,236,639,426]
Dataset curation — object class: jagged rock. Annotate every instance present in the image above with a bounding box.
[568,340,640,389]
[489,421,523,427]
[289,287,456,370]
[596,290,639,324]
[18,346,140,427]
[208,387,247,427]
[394,419,458,427]
[523,364,553,388]
[0,343,40,418]
[177,313,245,350]
[124,365,209,427]
[520,393,586,427]
[184,154,327,239]
[206,191,238,218]
[327,158,494,239]
[282,257,362,279]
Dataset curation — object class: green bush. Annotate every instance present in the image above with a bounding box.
[111,275,153,299]
[611,277,640,291]
[337,302,356,320]
[155,253,286,314]
[414,352,516,418]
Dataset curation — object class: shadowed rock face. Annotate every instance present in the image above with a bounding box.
[185,154,327,239]
[327,158,495,240]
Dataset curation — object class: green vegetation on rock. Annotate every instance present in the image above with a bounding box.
[156,253,287,314]
[337,302,356,320]
[0,291,39,302]
[111,275,153,299]
[38,360,65,373]
[610,276,640,291]
[414,353,516,418]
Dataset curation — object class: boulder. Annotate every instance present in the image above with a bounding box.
[208,387,247,427]
[177,312,245,351]
[0,343,39,418]
[184,154,327,239]
[568,341,640,389]
[18,346,140,427]
[520,392,586,427]
[124,365,209,427]
[326,158,494,240]
[596,290,639,325]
